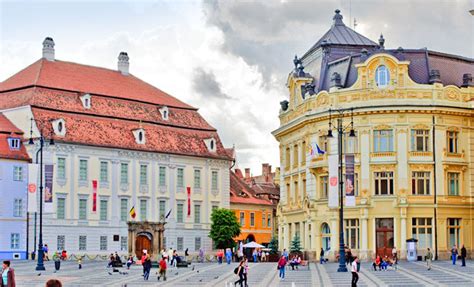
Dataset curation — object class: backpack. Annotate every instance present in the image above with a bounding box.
[234,267,239,274]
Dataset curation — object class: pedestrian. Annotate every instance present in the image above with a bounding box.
[199,248,204,263]
[45,279,62,287]
[372,255,381,271]
[157,256,167,281]
[320,248,325,264]
[107,253,114,268]
[426,248,433,270]
[282,249,289,261]
[461,244,467,267]
[143,254,151,280]
[126,255,134,269]
[217,249,223,264]
[252,249,258,263]
[1,260,15,287]
[351,256,359,287]
[53,251,61,272]
[346,248,353,266]
[225,248,232,264]
[170,250,177,267]
[234,260,245,287]
[261,251,266,262]
[77,257,82,269]
[141,252,147,275]
[392,247,397,261]
[451,245,458,265]
[184,248,189,261]
[43,244,49,261]
[243,257,249,287]
[277,255,287,280]
[167,248,173,264]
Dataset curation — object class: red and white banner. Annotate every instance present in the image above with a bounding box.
[328,154,339,208]
[27,164,39,213]
[92,180,98,212]
[187,187,191,216]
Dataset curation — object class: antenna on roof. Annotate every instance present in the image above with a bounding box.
[353,18,357,30]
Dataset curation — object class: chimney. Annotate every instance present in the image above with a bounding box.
[429,69,442,84]
[462,73,473,87]
[118,52,130,75]
[42,37,55,61]
[244,168,250,180]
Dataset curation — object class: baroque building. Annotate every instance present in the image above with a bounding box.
[272,10,473,260]
[0,38,232,257]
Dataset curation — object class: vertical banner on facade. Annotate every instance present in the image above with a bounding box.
[345,155,355,207]
[92,180,98,212]
[328,154,339,208]
[44,164,54,212]
[27,164,39,213]
[187,187,191,216]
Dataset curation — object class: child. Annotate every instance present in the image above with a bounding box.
[78,257,82,269]
[157,256,167,281]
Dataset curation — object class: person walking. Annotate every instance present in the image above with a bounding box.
[282,249,289,261]
[43,244,49,261]
[451,245,458,265]
[141,252,147,276]
[277,255,287,281]
[426,248,433,270]
[461,245,467,267]
[77,257,82,269]
[252,249,258,263]
[346,248,353,266]
[226,248,232,264]
[243,257,249,287]
[53,251,61,272]
[184,248,189,261]
[351,256,359,287]
[320,248,325,264]
[234,260,245,287]
[126,255,134,269]
[199,248,204,263]
[143,254,152,280]
[1,261,15,287]
[157,256,167,281]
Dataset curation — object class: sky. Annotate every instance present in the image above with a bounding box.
[1,0,473,175]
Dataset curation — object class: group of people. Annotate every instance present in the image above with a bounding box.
[251,249,268,262]
[372,255,397,271]
[107,252,123,268]
[451,244,468,267]
[140,252,170,281]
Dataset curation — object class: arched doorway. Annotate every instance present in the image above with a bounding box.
[135,232,152,258]
[246,234,256,243]
[321,223,331,251]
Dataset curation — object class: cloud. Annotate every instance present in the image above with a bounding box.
[192,67,232,100]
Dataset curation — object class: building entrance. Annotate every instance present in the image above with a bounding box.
[376,218,394,257]
[135,232,152,258]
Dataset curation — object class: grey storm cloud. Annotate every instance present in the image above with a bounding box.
[192,67,233,100]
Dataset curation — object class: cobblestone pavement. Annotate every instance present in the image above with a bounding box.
[10,259,474,286]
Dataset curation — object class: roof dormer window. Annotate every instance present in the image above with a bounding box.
[204,137,216,153]
[159,106,169,121]
[80,93,91,109]
[52,119,66,137]
[375,65,390,88]
[8,138,21,150]
[133,128,146,144]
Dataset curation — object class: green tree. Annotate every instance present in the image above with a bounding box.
[268,237,279,255]
[209,208,241,249]
[290,234,302,254]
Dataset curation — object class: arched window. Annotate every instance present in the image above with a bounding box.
[321,223,331,251]
[138,131,143,142]
[58,121,63,133]
[375,65,389,88]
[210,140,214,150]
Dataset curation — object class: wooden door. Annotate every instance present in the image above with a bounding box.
[376,218,394,258]
[135,235,152,258]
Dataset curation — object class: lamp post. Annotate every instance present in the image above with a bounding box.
[328,107,356,272]
[29,118,54,271]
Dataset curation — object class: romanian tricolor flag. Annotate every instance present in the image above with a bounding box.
[129,206,136,219]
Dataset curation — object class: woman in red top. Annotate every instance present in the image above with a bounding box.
[372,255,381,271]
[277,255,287,280]
[157,257,167,281]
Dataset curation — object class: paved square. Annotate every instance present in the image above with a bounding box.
[10,259,474,286]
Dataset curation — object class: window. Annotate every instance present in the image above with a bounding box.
[319,136,329,154]
[343,131,358,154]
[100,199,108,221]
[140,199,147,221]
[250,213,255,227]
[159,200,166,220]
[139,165,147,185]
[447,131,458,153]
[79,159,88,181]
[120,199,128,221]
[240,212,245,226]
[8,138,21,150]
[267,213,271,227]
[177,203,184,223]
[177,168,184,187]
[57,235,65,251]
[374,172,394,195]
[79,235,87,251]
[343,173,359,196]
[159,166,166,186]
[294,181,299,203]
[301,141,306,165]
[195,237,201,251]
[177,237,184,251]
[211,171,218,190]
[448,172,460,196]
[412,218,432,249]
[411,130,430,152]
[100,161,108,182]
[194,204,201,223]
[293,144,299,167]
[412,172,430,195]
[286,183,290,204]
[375,65,389,87]
[57,198,66,219]
[320,176,328,198]
[57,158,66,179]
[262,213,266,227]
[120,236,127,251]
[10,233,20,249]
[13,166,23,181]
[194,169,201,189]
[100,236,107,250]
[447,218,461,248]
[79,199,87,220]
[373,130,393,152]
[321,223,331,251]
[13,198,23,217]
[120,163,128,184]
[285,147,290,169]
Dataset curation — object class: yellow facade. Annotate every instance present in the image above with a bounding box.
[273,53,474,261]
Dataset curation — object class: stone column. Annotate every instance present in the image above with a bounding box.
[330,218,338,258]
[401,216,407,259]
[361,211,368,260]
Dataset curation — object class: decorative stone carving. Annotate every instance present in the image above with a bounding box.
[55,144,75,153]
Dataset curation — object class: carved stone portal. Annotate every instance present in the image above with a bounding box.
[128,221,165,260]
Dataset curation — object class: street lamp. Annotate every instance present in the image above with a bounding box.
[29,118,54,271]
[327,107,356,273]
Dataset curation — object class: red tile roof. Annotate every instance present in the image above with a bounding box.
[0,59,194,109]
[0,113,30,161]
[230,171,273,206]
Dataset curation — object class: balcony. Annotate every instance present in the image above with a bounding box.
[371,151,396,158]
